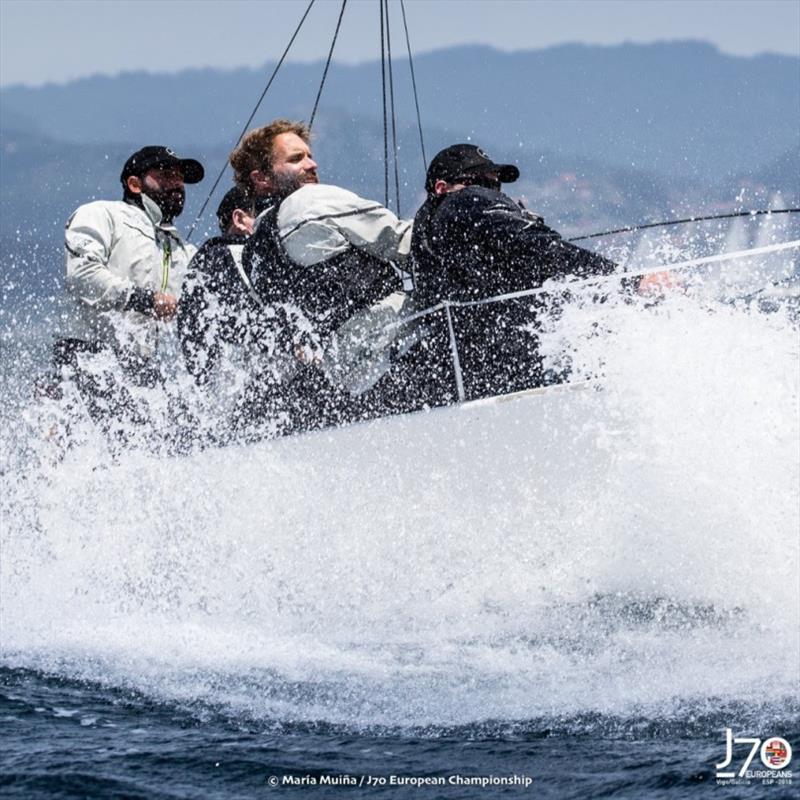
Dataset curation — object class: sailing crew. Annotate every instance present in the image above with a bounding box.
[412,144,616,302]
[56,145,204,444]
[407,143,617,401]
[228,119,413,430]
[178,186,263,385]
[177,186,296,438]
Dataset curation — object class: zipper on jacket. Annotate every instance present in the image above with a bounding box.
[160,236,172,292]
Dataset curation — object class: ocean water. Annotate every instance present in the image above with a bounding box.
[1,230,799,798]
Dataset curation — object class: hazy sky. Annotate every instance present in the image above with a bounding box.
[1,0,798,87]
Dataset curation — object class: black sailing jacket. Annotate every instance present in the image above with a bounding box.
[411,186,616,305]
[177,233,266,384]
[408,186,617,400]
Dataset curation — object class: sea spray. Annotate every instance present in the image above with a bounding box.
[1,252,798,730]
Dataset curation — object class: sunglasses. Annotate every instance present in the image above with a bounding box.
[454,172,502,191]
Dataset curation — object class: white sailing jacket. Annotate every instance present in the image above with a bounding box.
[276,183,412,267]
[246,183,414,392]
[63,194,196,357]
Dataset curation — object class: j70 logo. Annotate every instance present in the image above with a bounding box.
[716,729,793,778]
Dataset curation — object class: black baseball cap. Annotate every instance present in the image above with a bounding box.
[425,144,519,193]
[120,146,205,185]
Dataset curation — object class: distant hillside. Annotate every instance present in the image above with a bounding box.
[0,110,702,244]
[2,41,797,181]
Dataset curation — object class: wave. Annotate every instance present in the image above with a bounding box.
[1,243,798,729]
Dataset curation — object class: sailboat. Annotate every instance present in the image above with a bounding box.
[31,0,800,458]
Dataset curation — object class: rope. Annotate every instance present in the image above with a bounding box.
[187,0,316,240]
[309,0,348,130]
[400,0,427,171]
[379,0,390,208]
[568,208,800,243]
[384,0,402,214]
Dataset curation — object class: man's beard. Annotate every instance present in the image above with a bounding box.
[270,169,318,199]
[143,186,185,222]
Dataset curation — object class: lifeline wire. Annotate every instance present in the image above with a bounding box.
[569,208,800,243]
[309,0,348,130]
[394,237,800,401]
[379,0,390,208]
[388,238,800,329]
[384,0,402,214]
[187,0,316,240]
[400,0,427,171]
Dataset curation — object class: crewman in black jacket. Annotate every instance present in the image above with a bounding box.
[177,186,295,437]
[178,186,263,385]
[407,144,617,402]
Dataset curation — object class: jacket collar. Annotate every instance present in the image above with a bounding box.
[127,193,181,237]
[141,194,162,228]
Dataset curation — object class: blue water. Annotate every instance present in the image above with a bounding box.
[3,667,797,799]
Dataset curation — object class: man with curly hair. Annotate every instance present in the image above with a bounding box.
[227,119,413,431]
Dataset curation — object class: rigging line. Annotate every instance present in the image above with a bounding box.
[379,0,390,208]
[568,208,800,243]
[400,0,427,170]
[384,0,402,215]
[309,0,348,130]
[186,0,316,241]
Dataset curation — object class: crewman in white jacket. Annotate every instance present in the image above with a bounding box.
[55,146,204,444]
[226,119,412,431]
[229,119,411,335]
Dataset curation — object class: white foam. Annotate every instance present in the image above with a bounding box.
[1,248,798,727]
